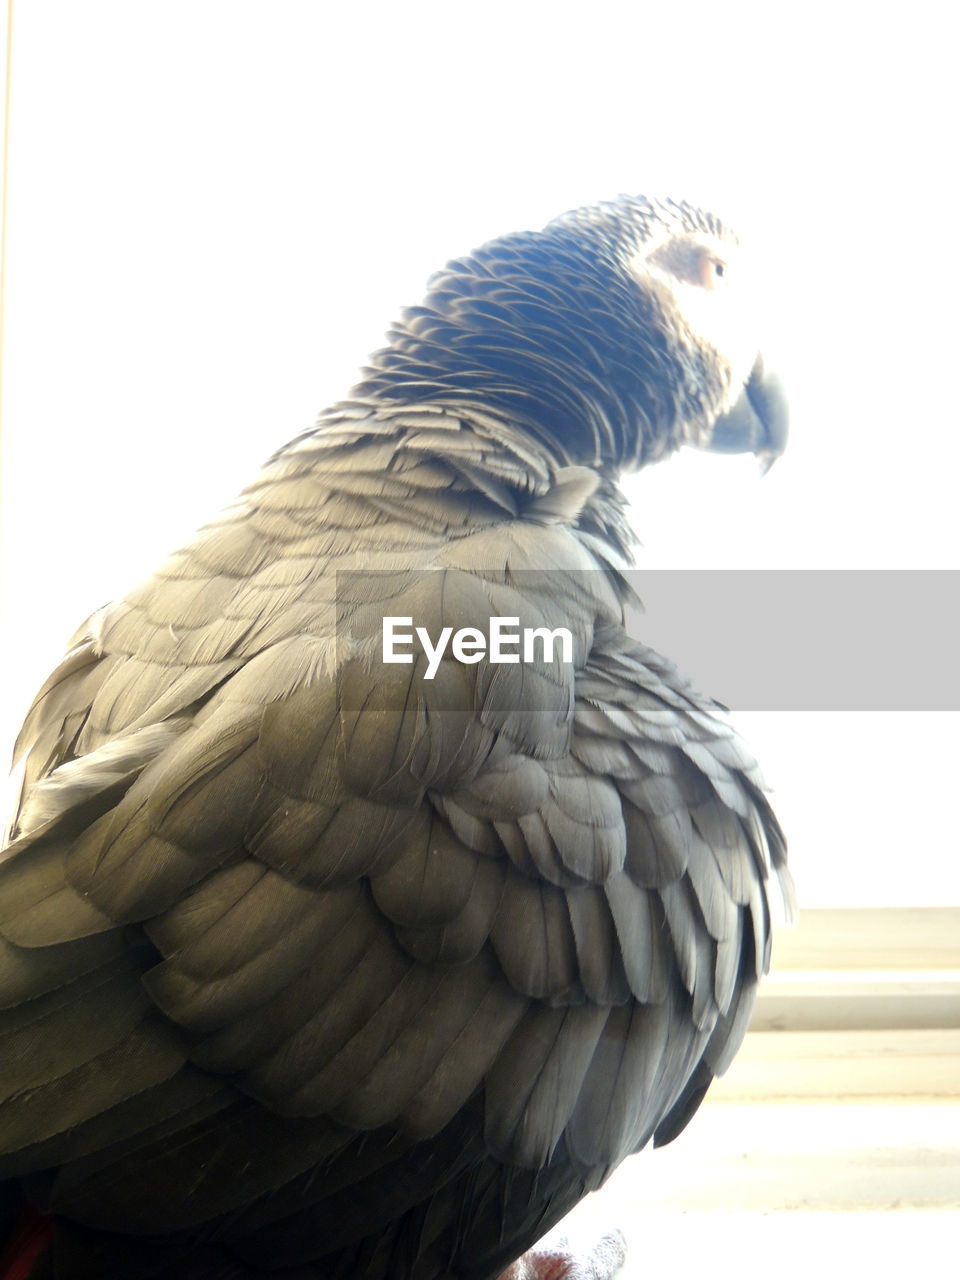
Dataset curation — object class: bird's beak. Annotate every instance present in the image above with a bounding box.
[706,354,789,474]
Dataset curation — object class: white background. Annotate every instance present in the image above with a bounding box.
[1,1,957,904]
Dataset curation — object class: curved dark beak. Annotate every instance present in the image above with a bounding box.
[707,354,789,474]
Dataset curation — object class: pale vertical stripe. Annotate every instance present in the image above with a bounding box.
[0,0,13,470]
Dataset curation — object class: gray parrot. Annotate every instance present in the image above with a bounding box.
[0,195,793,1280]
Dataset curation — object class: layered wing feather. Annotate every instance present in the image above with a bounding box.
[0,418,790,1275]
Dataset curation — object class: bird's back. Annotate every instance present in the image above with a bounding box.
[0,196,792,1279]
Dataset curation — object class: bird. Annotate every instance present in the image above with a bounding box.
[0,194,793,1280]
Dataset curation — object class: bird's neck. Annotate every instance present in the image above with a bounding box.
[269,396,638,565]
[263,386,640,563]
[347,286,683,476]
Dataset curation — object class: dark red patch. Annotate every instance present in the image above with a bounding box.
[0,1206,54,1280]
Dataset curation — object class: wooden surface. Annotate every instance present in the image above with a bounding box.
[769,907,960,971]
[556,1100,960,1278]
[733,907,960,1098]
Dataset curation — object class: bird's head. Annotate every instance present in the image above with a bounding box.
[358,195,787,474]
[555,196,788,471]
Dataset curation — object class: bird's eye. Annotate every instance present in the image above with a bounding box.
[698,254,727,290]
